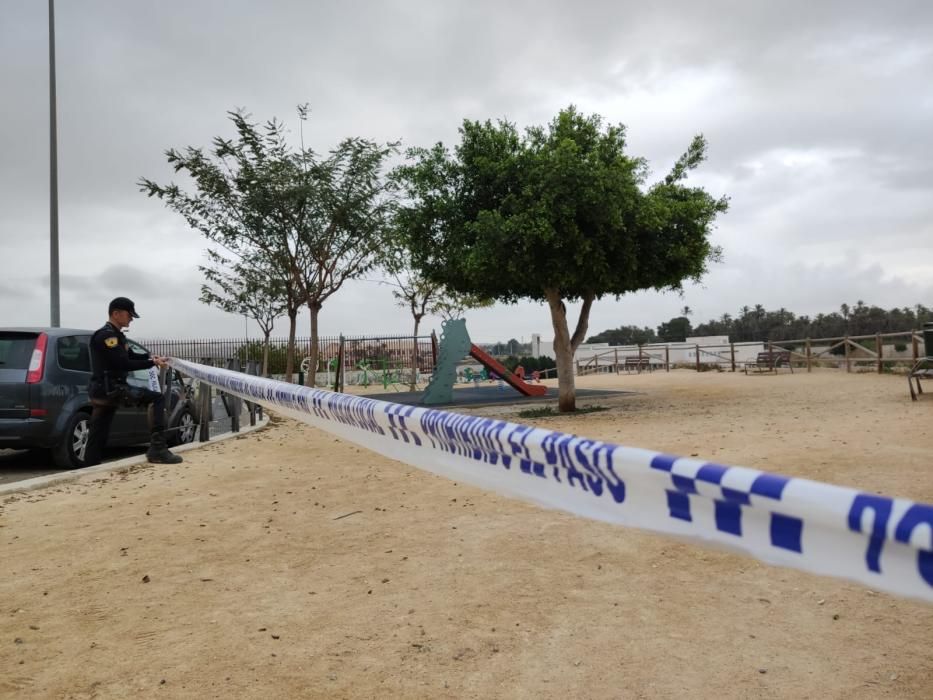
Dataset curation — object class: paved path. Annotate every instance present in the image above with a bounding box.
[0,447,144,485]
[0,397,246,487]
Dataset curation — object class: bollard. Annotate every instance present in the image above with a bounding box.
[226,358,241,433]
[197,380,211,442]
[246,360,258,426]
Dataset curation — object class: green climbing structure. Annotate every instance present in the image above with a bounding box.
[422,318,472,405]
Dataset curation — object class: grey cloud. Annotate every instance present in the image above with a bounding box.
[92,265,173,299]
[0,281,36,301]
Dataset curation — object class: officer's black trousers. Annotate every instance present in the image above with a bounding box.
[85,387,166,466]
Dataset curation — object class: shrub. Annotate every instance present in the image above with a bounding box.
[504,355,557,373]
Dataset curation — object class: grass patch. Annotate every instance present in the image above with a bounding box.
[517,404,609,419]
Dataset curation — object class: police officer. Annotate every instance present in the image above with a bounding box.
[85,297,183,466]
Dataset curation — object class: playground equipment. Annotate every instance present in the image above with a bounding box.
[422,319,547,405]
[357,359,374,387]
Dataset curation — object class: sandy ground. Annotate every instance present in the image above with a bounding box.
[1,368,931,699]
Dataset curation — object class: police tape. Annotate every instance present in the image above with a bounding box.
[170,358,933,603]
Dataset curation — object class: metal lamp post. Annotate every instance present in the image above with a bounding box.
[49,0,60,327]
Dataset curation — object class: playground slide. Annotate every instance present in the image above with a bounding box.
[468,344,548,396]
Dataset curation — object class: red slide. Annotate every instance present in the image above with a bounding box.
[468,344,548,397]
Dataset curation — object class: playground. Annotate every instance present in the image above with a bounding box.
[1,369,931,698]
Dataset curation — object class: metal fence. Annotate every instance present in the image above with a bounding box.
[139,334,437,376]
[576,330,929,375]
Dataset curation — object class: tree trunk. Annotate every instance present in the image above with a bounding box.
[262,333,271,378]
[545,289,594,413]
[305,301,322,387]
[285,310,297,383]
[546,291,575,412]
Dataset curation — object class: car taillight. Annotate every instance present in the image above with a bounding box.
[26,333,48,384]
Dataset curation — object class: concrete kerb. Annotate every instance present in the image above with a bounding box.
[0,415,270,497]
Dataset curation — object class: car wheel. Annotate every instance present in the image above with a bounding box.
[169,408,197,446]
[52,410,91,469]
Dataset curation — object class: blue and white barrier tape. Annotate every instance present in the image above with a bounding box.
[172,358,933,603]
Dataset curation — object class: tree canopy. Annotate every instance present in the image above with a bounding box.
[394,106,728,410]
[691,302,932,342]
[583,302,933,346]
[585,325,659,346]
[200,255,286,375]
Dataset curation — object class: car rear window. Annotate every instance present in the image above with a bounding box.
[57,335,92,372]
[0,333,38,370]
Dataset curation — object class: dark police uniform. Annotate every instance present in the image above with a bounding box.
[85,302,181,466]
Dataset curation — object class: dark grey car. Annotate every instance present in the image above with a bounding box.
[0,328,197,468]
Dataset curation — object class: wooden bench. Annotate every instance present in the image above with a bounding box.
[743,351,793,374]
[623,357,652,373]
[908,359,933,400]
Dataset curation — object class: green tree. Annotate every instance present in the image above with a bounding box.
[200,255,286,376]
[585,325,658,345]
[298,123,399,385]
[396,107,727,410]
[656,316,693,342]
[140,107,397,384]
[380,230,493,388]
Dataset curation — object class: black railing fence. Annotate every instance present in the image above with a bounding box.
[139,334,437,376]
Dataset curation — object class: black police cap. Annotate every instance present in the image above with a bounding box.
[109,296,140,318]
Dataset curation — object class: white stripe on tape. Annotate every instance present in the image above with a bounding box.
[172,358,933,603]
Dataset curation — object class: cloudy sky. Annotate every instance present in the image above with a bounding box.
[2,1,931,344]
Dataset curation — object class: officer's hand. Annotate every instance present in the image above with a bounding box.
[152,356,169,368]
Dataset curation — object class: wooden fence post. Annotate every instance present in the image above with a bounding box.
[336,334,345,392]
[695,345,701,372]
[876,333,883,374]
[614,348,619,374]
[913,332,919,363]
[844,336,851,373]
[226,359,241,433]
[665,345,670,372]
[730,343,736,372]
[198,357,211,442]
[805,338,812,373]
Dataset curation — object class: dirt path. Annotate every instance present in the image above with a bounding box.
[1,369,931,699]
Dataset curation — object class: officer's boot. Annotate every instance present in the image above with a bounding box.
[146,431,183,464]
